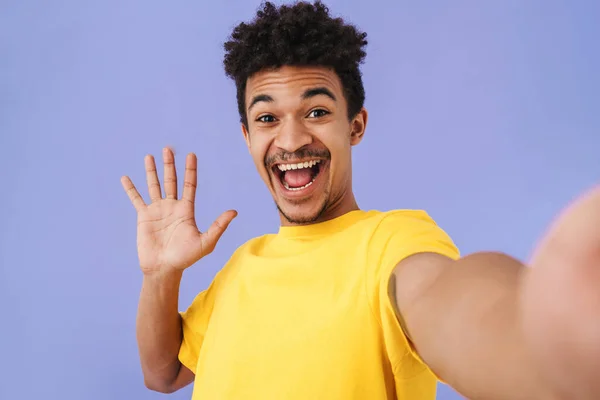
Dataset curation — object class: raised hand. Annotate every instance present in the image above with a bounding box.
[121,147,237,276]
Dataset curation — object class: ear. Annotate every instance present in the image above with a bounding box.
[350,107,368,146]
[241,124,251,149]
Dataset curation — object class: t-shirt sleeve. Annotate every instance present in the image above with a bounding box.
[366,210,460,381]
[178,274,222,373]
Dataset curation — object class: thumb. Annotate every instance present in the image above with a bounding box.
[200,210,238,255]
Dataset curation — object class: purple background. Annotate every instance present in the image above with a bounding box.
[1,1,599,399]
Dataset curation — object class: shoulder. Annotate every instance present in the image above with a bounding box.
[214,233,278,276]
[366,209,455,251]
[364,209,460,282]
[375,209,442,232]
[231,233,278,258]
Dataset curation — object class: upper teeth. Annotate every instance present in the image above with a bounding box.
[277,160,321,171]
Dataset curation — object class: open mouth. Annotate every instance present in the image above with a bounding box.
[272,159,325,192]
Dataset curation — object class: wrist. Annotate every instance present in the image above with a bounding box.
[142,268,184,285]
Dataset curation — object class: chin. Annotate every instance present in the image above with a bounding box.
[276,194,330,225]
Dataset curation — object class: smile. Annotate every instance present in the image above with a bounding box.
[272,159,326,193]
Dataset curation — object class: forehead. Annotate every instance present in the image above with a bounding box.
[245,66,344,103]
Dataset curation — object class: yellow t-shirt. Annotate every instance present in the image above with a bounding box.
[179,209,459,399]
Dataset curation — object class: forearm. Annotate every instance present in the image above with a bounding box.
[402,252,556,400]
[136,270,184,389]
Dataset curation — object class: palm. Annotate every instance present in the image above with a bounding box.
[137,199,203,274]
[122,148,237,274]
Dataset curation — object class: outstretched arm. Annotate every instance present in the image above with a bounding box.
[392,252,549,400]
[392,186,600,400]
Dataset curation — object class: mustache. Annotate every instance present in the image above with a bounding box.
[265,148,331,167]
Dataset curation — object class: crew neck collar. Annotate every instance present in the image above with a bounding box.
[277,210,368,239]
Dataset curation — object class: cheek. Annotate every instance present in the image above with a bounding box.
[334,139,354,180]
[329,134,352,162]
[249,145,271,182]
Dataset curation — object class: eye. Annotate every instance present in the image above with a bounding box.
[307,109,330,118]
[256,114,276,123]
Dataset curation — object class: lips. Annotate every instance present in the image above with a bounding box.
[278,160,321,189]
[270,159,328,198]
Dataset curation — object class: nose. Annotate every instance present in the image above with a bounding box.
[273,118,313,153]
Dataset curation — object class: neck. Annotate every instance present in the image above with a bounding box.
[279,191,360,227]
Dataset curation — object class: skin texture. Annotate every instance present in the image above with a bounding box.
[241,66,367,225]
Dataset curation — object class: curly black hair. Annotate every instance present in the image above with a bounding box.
[223,1,368,127]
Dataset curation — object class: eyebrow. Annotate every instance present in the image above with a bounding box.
[247,87,337,112]
[302,87,337,102]
[247,94,274,112]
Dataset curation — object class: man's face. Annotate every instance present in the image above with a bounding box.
[242,66,367,225]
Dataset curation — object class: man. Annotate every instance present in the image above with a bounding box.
[121,2,600,399]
